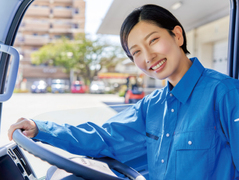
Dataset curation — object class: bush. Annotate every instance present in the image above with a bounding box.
[13,88,29,93]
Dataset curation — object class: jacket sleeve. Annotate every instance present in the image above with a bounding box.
[32,98,148,162]
[218,86,239,170]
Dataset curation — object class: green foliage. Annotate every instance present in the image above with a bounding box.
[31,33,124,85]
[118,85,127,97]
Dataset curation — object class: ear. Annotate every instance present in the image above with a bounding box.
[172,25,184,47]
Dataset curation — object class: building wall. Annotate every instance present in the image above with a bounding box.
[15,0,85,90]
[187,16,229,70]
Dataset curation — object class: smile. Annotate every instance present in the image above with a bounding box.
[151,59,166,70]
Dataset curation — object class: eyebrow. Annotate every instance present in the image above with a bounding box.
[129,31,158,51]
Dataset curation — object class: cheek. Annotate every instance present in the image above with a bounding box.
[134,57,146,71]
[155,41,171,54]
[153,38,175,55]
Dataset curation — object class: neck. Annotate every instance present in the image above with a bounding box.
[168,55,192,87]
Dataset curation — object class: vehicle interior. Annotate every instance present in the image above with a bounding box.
[0,0,238,180]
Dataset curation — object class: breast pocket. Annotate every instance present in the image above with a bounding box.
[174,130,216,180]
[146,132,162,177]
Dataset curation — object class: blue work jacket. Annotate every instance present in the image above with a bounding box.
[33,57,239,180]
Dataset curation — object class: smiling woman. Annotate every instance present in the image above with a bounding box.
[118,4,239,180]
[2,1,239,180]
[127,22,191,86]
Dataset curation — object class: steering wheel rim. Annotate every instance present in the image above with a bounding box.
[12,129,145,180]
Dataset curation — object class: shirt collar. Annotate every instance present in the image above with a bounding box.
[168,57,205,104]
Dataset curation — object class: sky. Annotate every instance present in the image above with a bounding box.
[84,0,120,44]
[85,0,112,34]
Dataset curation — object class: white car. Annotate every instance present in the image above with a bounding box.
[31,80,47,93]
[90,81,106,94]
[51,79,67,93]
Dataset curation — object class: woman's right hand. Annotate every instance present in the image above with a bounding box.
[8,117,38,141]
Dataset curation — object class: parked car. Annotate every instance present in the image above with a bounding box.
[71,81,86,93]
[51,79,67,93]
[30,80,47,93]
[90,81,106,94]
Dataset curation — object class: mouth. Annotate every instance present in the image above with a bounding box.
[150,58,166,71]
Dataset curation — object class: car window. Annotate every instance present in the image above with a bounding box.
[0,1,21,43]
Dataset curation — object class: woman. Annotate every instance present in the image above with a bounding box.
[8,4,239,180]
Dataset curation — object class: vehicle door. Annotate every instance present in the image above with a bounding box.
[0,0,34,130]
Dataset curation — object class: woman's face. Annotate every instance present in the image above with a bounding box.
[127,21,190,86]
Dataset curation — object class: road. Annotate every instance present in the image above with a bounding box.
[0,93,126,179]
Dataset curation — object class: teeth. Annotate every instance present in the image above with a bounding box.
[151,59,166,70]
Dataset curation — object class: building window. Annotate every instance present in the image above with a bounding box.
[55,6,63,9]
[32,47,38,51]
[54,35,61,39]
[75,8,79,14]
[74,23,79,29]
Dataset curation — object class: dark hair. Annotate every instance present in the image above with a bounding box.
[120,4,190,61]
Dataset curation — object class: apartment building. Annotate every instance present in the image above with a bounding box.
[14,0,85,90]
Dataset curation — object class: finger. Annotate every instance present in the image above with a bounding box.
[8,123,20,141]
[8,122,24,141]
[16,117,27,123]
[22,128,37,138]
[8,118,32,141]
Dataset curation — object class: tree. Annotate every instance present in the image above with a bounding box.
[31,33,125,85]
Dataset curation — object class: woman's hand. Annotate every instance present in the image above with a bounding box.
[8,117,38,141]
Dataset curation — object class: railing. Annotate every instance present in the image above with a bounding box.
[21,21,50,32]
[25,6,50,17]
[53,7,72,18]
[24,35,49,46]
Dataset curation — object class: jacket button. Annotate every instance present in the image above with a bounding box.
[188,141,192,145]
[161,159,164,163]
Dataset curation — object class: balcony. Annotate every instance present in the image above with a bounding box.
[14,35,24,46]
[25,6,50,17]
[37,0,50,2]
[24,35,49,46]
[54,0,73,3]
[21,20,50,32]
[73,0,85,7]
[53,7,72,18]
[48,20,69,33]
[23,49,36,59]
[70,28,84,33]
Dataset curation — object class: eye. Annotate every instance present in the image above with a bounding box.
[150,38,159,44]
[132,50,140,56]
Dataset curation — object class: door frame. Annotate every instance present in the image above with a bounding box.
[0,0,34,125]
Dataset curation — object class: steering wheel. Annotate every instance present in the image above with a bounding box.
[12,129,146,180]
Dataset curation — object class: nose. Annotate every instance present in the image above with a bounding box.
[144,48,156,63]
